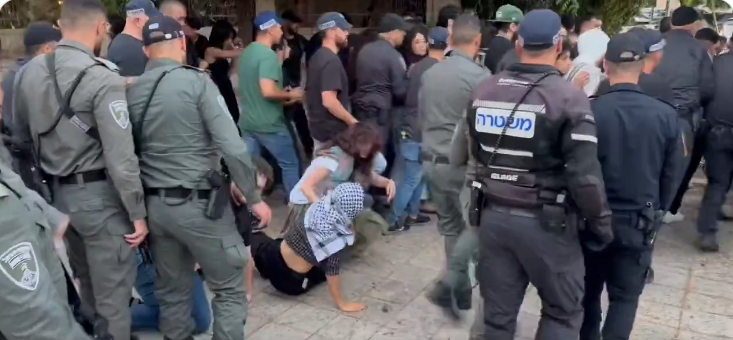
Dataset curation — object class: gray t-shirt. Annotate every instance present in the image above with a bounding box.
[107,33,147,77]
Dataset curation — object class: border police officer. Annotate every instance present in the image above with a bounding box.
[458,10,613,340]
[580,33,682,340]
[127,16,271,340]
[12,1,148,339]
[421,14,490,311]
[0,162,92,340]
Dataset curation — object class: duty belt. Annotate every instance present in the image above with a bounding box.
[145,187,211,200]
[421,154,450,165]
[57,169,107,185]
[486,203,540,219]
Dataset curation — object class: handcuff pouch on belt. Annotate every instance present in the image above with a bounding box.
[205,169,231,220]
[468,72,556,227]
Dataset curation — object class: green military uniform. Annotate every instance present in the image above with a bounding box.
[0,160,91,340]
[12,40,145,340]
[420,49,490,308]
[127,57,260,339]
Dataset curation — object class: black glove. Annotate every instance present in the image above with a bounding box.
[581,217,613,251]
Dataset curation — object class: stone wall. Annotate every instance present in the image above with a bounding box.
[0,28,26,57]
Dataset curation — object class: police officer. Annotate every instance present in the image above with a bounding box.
[580,33,682,340]
[694,32,733,252]
[0,161,91,340]
[126,16,271,340]
[11,1,148,339]
[455,10,612,340]
[596,28,674,105]
[421,13,489,312]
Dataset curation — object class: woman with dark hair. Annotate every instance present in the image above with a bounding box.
[204,20,242,122]
[400,24,429,70]
[284,122,395,231]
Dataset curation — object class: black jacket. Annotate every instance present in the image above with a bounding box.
[468,64,611,233]
[592,84,683,211]
[653,29,715,121]
[596,72,674,106]
[704,53,733,127]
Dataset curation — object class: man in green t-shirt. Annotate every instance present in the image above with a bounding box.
[239,11,303,193]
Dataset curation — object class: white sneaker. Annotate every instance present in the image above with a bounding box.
[664,212,685,224]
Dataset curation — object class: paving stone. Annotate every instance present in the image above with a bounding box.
[307,315,381,340]
[640,283,686,307]
[635,300,683,329]
[681,310,733,337]
[247,292,300,322]
[629,321,677,340]
[367,277,431,305]
[650,264,691,289]
[684,292,733,317]
[347,296,407,326]
[677,330,733,340]
[689,276,733,299]
[272,303,339,333]
[247,323,311,340]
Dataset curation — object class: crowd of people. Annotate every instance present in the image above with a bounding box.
[0,0,728,339]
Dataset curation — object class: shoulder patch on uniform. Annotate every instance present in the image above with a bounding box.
[94,57,120,72]
[109,100,130,129]
[0,242,40,291]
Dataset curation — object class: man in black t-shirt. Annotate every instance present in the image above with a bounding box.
[108,0,161,76]
[485,4,523,74]
[306,12,355,149]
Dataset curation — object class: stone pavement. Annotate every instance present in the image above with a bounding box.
[133,182,733,340]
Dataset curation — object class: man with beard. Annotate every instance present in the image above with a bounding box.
[486,4,523,73]
[11,0,148,339]
[306,13,355,148]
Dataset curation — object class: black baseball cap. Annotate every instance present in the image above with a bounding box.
[142,16,185,47]
[378,13,411,33]
[517,9,562,50]
[23,22,61,48]
[671,6,700,27]
[125,0,160,18]
[628,28,665,53]
[605,32,646,63]
[316,12,352,32]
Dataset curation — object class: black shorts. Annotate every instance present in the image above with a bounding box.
[250,233,327,296]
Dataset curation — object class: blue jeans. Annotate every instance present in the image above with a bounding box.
[132,253,211,334]
[388,141,424,225]
[245,129,301,194]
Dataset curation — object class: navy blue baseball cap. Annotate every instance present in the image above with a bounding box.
[143,16,185,47]
[254,11,283,32]
[517,9,562,50]
[428,27,449,49]
[629,28,666,53]
[605,32,646,63]
[316,12,352,32]
[125,0,160,18]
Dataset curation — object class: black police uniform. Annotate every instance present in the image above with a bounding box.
[464,10,613,340]
[696,52,733,248]
[580,33,683,340]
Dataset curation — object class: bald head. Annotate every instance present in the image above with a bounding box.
[451,13,481,46]
[160,0,187,24]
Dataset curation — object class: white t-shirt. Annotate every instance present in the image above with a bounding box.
[289,156,341,205]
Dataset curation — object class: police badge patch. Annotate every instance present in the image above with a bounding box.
[0,242,40,291]
[109,100,130,129]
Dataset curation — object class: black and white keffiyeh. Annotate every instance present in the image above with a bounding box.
[304,182,365,262]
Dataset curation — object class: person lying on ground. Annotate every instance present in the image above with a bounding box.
[284,122,395,233]
[249,183,367,312]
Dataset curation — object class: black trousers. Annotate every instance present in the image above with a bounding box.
[580,214,653,340]
[250,233,326,296]
[697,125,733,235]
[669,120,705,214]
[477,208,584,340]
